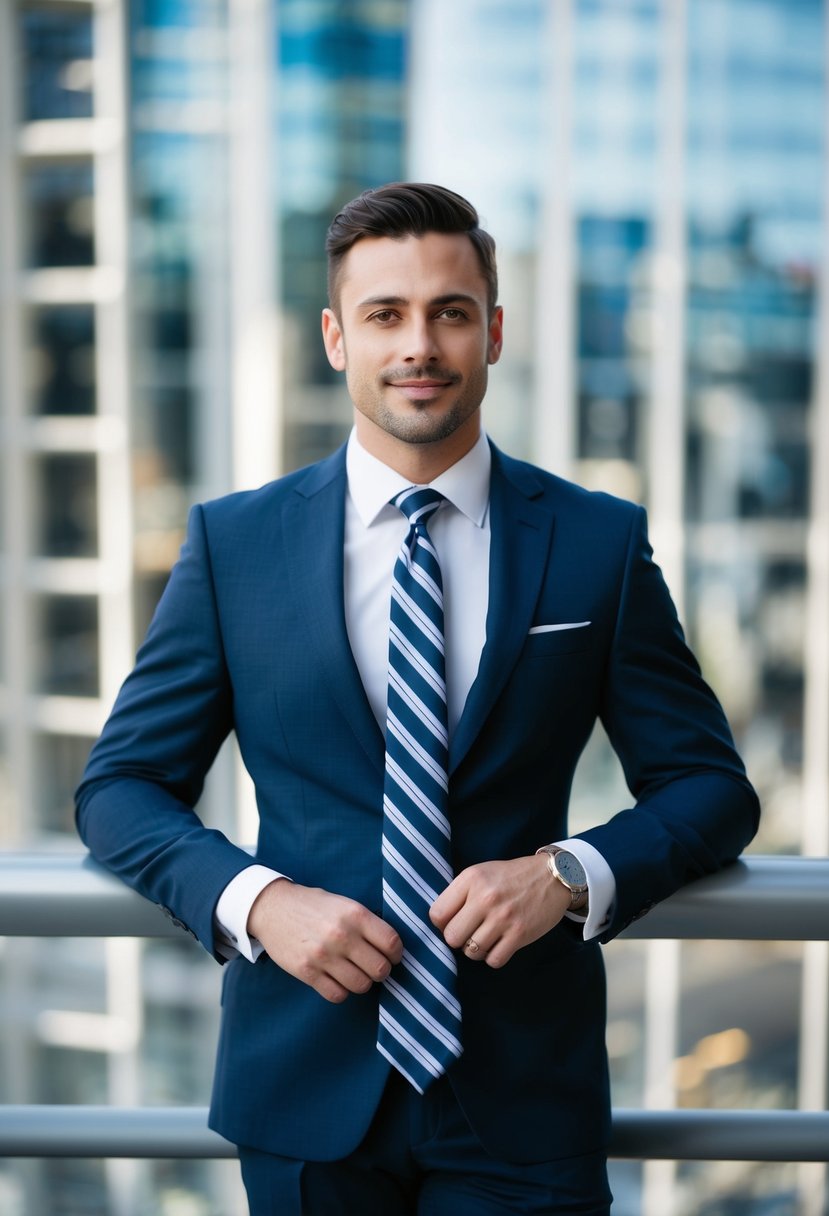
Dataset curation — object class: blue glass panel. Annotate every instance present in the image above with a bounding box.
[25,163,95,268]
[30,306,96,416]
[22,9,94,121]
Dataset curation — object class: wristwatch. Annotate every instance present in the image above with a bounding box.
[536,845,589,911]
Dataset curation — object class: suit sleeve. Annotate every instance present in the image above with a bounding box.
[75,504,257,961]
[576,506,760,942]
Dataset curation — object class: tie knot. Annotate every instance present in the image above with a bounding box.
[393,487,444,529]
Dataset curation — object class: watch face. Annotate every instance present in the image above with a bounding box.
[556,851,587,889]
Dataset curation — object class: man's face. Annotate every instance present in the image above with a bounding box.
[322,232,503,464]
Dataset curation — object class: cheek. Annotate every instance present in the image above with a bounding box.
[344,352,370,380]
[344,361,380,401]
[454,335,492,370]
[341,332,372,366]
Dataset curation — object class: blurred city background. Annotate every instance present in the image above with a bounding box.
[0,0,828,1212]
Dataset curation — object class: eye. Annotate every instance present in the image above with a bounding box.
[367,309,397,324]
[437,307,467,321]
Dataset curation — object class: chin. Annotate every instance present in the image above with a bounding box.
[387,416,465,446]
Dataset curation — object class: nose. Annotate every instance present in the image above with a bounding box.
[403,316,439,364]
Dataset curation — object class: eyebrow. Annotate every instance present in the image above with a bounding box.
[356,293,482,311]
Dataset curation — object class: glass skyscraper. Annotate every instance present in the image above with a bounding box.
[1,1,827,1212]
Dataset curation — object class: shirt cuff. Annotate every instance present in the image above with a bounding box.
[214,864,287,962]
[552,838,616,941]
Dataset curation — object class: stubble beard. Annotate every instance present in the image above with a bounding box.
[355,365,489,447]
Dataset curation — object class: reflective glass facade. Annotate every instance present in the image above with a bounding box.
[279,0,409,470]
[1,1,828,1212]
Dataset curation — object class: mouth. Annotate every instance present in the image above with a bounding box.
[385,374,458,402]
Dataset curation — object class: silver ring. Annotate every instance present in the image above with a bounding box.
[465,938,480,954]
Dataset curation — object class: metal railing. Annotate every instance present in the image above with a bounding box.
[2,852,828,1161]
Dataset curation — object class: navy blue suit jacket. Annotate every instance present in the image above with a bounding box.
[76,441,759,1163]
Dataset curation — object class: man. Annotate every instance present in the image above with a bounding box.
[77,182,759,1214]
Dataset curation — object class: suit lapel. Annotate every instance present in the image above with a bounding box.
[281,442,556,780]
[283,447,385,772]
[449,446,556,775]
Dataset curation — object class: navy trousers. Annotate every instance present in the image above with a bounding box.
[238,1071,612,1215]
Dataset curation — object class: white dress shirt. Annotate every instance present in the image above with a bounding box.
[215,429,615,959]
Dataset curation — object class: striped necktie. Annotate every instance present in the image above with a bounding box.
[377,487,462,1093]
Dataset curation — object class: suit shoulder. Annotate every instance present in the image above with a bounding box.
[197,446,346,528]
[493,445,643,526]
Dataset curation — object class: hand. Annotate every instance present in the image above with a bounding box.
[248,880,403,1004]
[430,855,572,969]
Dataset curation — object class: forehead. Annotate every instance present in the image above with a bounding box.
[338,232,488,309]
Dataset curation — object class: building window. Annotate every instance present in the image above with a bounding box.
[28,306,97,417]
[31,595,99,698]
[25,162,96,269]
[21,7,95,123]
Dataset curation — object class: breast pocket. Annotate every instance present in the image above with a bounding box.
[524,622,594,656]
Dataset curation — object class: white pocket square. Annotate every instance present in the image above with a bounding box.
[528,621,591,635]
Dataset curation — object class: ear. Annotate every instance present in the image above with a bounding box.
[321,308,346,371]
[487,306,504,365]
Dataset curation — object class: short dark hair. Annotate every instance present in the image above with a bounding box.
[325,182,498,316]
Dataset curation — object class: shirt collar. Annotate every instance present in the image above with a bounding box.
[346,428,491,528]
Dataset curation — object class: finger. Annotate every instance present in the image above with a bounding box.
[457,922,520,968]
[361,913,404,965]
[327,957,383,996]
[441,905,486,952]
[348,940,399,984]
[481,934,517,970]
[311,952,387,1002]
[315,901,401,968]
[311,973,351,1004]
[461,934,489,962]
[429,872,469,930]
